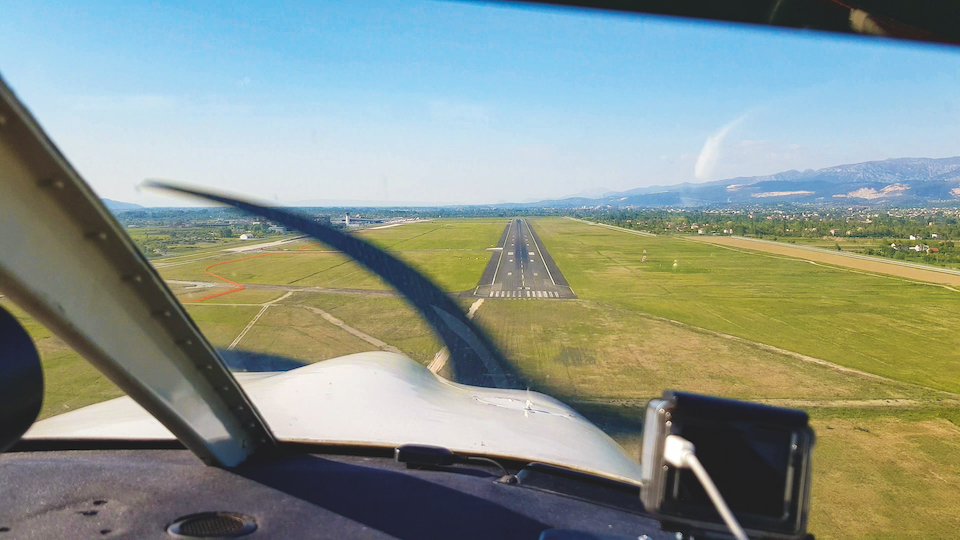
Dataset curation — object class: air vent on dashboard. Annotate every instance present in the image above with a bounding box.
[166,512,257,538]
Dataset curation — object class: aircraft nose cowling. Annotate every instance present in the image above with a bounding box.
[237,352,643,483]
[27,351,643,484]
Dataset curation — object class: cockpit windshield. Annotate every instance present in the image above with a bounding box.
[3,1,960,537]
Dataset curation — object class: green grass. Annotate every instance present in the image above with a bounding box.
[289,292,443,365]
[234,305,378,363]
[161,250,493,293]
[13,216,960,539]
[807,413,960,539]
[2,300,124,420]
[359,218,508,250]
[533,218,960,394]
[184,304,263,347]
[157,218,506,293]
[474,298,927,403]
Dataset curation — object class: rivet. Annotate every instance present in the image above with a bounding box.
[52,179,64,189]
[0,115,7,126]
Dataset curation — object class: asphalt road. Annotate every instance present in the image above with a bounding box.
[472,219,576,299]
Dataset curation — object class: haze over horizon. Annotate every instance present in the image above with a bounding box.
[2,1,959,207]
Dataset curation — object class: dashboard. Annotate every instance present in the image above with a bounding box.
[0,445,673,539]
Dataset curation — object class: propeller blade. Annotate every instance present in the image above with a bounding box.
[143,181,525,390]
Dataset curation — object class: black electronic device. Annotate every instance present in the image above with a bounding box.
[639,391,814,539]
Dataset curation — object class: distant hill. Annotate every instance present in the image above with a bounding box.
[523,157,960,208]
[101,198,144,212]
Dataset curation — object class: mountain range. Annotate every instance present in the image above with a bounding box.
[102,198,144,212]
[99,157,960,211]
[526,157,960,208]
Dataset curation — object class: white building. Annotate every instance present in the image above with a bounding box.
[239,233,252,240]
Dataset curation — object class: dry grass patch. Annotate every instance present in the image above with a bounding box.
[289,293,443,365]
[235,305,376,363]
[474,299,926,403]
[183,304,263,347]
[809,415,960,539]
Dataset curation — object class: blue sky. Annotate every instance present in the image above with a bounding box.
[1,0,959,205]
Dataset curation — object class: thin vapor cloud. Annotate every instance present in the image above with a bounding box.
[694,113,748,181]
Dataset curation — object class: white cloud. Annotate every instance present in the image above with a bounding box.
[694,114,747,181]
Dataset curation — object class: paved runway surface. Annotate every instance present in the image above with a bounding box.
[472,219,576,299]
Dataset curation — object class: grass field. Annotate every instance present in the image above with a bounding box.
[158,219,507,293]
[535,218,960,394]
[235,305,379,363]
[807,413,960,539]
[9,214,960,539]
[287,292,444,364]
[473,299,928,403]
[694,236,960,287]
[183,304,264,346]
[525,218,959,539]
[1,299,124,420]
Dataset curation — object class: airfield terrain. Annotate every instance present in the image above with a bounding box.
[4,216,960,539]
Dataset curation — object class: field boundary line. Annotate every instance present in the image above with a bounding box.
[690,235,960,288]
[698,240,960,293]
[565,217,656,237]
[716,235,960,276]
[636,310,960,399]
[301,306,403,355]
[571,397,960,409]
[228,305,270,350]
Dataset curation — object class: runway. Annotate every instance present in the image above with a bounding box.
[472,218,576,299]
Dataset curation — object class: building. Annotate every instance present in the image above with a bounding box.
[268,226,286,233]
[239,233,252,240]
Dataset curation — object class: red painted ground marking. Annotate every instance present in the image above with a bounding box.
[182,253,272,303]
